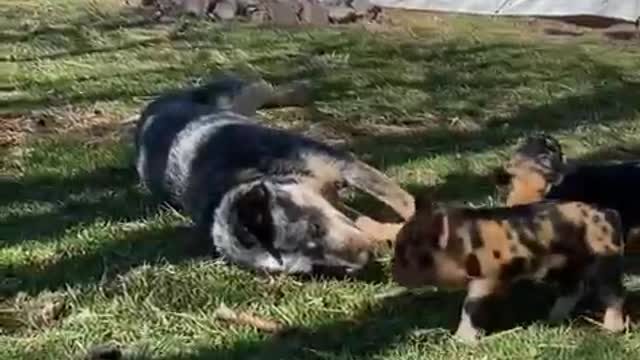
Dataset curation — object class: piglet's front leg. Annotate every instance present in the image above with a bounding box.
[455,278,502,343]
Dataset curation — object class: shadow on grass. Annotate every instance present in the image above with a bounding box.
[0,224,203,299]
[149,291,460,360]
[1,37,168,63]
[576,143,640,163]
[126,280,616,360]
[0,166,152,246]
[4,7,639,146]
[0,163,213,297]
[347,77,640,172]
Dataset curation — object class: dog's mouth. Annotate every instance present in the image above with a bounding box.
[311,264,351,277]
[310,256,368,277]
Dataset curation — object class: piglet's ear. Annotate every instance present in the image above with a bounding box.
[435,213,449,249]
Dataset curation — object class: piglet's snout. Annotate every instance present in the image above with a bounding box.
[391,259,413,287]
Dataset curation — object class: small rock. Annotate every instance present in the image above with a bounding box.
[212,0,238,20]
[249,8,269,22]
[267,0,301,26]
[86,343,122,360]
[300,0,329,25]
[367,5,382,21]
[317,0,347,6]
[327,6,356,23]
[181,0,209,16]
[351,0,373,15]
[237,0,259,10]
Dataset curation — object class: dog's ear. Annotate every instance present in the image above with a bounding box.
[536,153,567,186]
[491,167,512,186]
[235,182,275,247]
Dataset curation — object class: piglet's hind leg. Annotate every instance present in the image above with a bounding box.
[455,278,502,343]
[593,255,626,332]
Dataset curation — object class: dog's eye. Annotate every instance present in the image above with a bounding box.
[309,222,323,238]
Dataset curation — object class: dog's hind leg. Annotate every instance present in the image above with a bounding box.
[592,255,626,332]
[342,159,415,221]
[231,80,312,117]
[261,80,312,109]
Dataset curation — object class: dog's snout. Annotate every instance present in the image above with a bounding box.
[341,234,372,267]
[353,246,371,266]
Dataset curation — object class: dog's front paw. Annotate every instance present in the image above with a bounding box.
[355,216,403,244]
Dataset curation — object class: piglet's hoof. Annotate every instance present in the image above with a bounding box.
[603,309,626,333]
[454,324,482,344]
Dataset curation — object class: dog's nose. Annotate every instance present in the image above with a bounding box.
[354,247,370,265]
[342,236,372,268]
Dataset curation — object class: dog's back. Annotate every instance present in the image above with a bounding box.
[546,162,640,233]
[496,134,640,237]
[135,75,254,203]
[164,111,349,225]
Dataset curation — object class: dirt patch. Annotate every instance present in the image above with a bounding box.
[0,106,137,149]
[0,292,67,333]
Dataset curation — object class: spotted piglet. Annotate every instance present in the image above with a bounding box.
[391,194,627,342]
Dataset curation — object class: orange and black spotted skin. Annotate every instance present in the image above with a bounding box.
[392,196,627,342]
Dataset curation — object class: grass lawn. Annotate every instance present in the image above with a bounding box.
[2,0,640,358]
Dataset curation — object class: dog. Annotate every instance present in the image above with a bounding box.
[134,73,415,275]
[493,133,640,246]
[391,194,626,342]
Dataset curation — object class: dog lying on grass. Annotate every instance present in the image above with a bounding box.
[134,73,415,275]
[391,194,626,342]
[493,133,640,247]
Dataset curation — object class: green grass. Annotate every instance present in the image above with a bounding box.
[2,0,640,358]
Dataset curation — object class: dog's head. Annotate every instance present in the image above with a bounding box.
[493,134,566,206]
[212,180,373,274]
[391,194,468,289]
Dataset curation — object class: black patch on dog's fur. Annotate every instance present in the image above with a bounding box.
[234,183,275,249]
[511,134,640,244]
